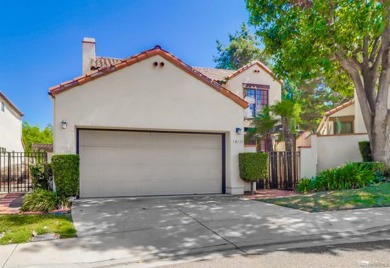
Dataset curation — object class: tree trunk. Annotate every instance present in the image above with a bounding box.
[335,6,390,169]
[282,117,294,152]
[265,132,274,152]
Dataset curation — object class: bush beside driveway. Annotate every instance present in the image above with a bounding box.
[262,183,390,212]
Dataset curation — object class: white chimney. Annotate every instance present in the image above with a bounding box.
[82,37,96,74]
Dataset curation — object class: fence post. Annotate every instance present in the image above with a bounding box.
[7,152,11,193]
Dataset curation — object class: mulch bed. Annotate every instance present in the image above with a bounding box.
[0,193,70,215]
[243,189,299,200]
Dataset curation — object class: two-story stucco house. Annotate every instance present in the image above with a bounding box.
[298,91,377,178]
[50,38,281,198]
[0,92,24,153]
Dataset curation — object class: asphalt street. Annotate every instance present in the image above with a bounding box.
[163,240,390,268]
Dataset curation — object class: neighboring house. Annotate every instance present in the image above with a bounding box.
[0,92,24,153]
[299,97,369,178]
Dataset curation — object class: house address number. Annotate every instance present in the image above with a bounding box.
[233,139,244,144]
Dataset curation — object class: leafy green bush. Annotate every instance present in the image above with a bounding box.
[52,154,80,199]
[296,178,315,193]
[239,153,268,193]
[358,141,372,162]
[354,161,387,183]
[30,163,52,190]
[313,162,377,192]
[21,189,58,212]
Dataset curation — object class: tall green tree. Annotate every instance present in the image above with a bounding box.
[22,122,53,152]
[272,99,301,152]
[214,23,269,70]
[248,106,278,152]
[246,0,390,167]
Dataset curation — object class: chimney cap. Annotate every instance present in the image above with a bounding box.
[83,37,95,43]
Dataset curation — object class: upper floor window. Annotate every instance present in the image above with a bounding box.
[1,102,4,112]
[334,121,353,134]
[244,85,269,118]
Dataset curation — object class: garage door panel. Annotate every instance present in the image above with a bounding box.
[79,130,223,197]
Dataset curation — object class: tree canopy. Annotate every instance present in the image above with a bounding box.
[246,0,390,165]
[214,23,269,70]
[22,122,53,152]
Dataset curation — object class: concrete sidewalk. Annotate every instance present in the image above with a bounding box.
[1,196,390,267]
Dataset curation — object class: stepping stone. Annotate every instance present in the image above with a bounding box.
[31,233,60,242]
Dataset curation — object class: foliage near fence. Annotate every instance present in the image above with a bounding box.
[52,155,80,199]
[21,189,58,212]
[296,161,386,194]
[30,163,52,190]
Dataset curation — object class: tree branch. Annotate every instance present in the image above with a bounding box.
[335,50,373,133]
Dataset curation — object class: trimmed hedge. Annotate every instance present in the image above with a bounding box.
[239,153,268,182]
[359,141,372,162]
[52,154,80,199]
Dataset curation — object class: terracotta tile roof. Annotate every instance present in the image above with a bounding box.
[0,91,23,116]
[49,46,248,108]
[31,143,53,153]
[325,99,354,116]
[91,57,122,69]
[228,61,282,84]
[192,67,235,82]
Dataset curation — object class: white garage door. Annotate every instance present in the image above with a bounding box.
[79,130,223,198]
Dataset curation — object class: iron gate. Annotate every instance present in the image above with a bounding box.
[0,152,47,193]
[257,151,300,190]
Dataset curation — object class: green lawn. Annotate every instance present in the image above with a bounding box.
[262,183,390,212]
[0,214,77,245]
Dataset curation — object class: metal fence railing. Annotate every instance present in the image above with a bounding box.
[0,152,47,193]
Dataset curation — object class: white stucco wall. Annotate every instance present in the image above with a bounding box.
[317,134,368,171]
[225,64,282,108]
[0,97,24,152]
[299,133,368,177]
[299,135,317,178]
[53,54,246,194]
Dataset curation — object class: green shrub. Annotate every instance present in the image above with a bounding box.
[30,163,52,190]
[358,141,372,162]
[239,153,268,193]
[296,178,315,193]
[354,161,387,183]
[21,189,58,212]
[52,154,80,199]
[313,162,377,192]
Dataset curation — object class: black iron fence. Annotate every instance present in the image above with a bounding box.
[0,152,47,193]
[257,151,300,190]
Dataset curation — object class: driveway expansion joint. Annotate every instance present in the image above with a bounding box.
[2,244,17,268]
[175,207,246,254]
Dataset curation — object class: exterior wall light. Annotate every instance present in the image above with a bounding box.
[236,127,242,135]
[61,120,68,129]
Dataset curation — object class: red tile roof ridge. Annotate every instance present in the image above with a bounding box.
[49,46,248,108]
[325,99,354,116]
[228,60,283,84]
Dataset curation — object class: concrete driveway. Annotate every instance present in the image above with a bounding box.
[3,195,390,267]
[71,195,390,257]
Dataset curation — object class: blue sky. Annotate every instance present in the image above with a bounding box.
[0,0,249,128]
